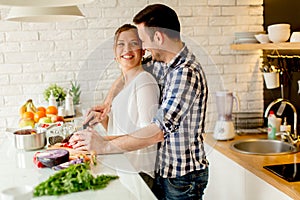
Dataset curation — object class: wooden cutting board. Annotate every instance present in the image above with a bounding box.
[47,143,89,155]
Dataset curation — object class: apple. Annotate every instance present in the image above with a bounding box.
[19,118,35,128]
[51,115,64,123]
[38,117,52,124]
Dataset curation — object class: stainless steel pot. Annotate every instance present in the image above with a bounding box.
[14,129,46,150]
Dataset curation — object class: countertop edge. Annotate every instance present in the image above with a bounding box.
[204,133,300,199]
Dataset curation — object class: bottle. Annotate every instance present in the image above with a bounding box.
[48,90,57,107]
[280,117,291,133]
[65,91,75,118]
[267,110,277,140]
[57,106,66,117]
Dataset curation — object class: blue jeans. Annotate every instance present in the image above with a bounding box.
[153,168,209,200]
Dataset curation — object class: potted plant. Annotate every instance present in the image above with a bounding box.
[70,81,82,115]
[43,84,66,106]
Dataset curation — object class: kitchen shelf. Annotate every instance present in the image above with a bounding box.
[230,42,300,50]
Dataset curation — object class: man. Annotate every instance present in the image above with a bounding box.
[70,4,209,199]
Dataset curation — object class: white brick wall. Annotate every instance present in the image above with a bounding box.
[0,0,264,131]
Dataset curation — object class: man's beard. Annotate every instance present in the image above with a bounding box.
[151,51,163,62]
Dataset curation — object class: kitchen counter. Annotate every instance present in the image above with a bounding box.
[204,133,300,199]
[0,131,156,200]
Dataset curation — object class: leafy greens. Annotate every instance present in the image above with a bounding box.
[34,163,118,197]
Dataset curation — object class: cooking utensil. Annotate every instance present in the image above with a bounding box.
[82,116,94,130]
[14,129,46,150]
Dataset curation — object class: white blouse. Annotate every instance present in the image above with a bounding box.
[107,71,160,176]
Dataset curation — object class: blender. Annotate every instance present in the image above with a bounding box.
[213,90,239,140]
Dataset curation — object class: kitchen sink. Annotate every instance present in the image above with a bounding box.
[231,139,298,155]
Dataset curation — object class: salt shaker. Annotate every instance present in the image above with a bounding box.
[65,91,75,117]
[58,106,66,117]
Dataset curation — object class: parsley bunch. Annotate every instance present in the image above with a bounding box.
[34,163,118,197]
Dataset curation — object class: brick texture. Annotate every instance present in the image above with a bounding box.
[0,0,264,131]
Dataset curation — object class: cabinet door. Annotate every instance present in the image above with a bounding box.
[204,144,245,200]
[244,170,292,200]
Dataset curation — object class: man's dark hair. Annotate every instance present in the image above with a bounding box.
[133,4,181,40]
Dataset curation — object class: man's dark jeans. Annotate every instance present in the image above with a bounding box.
[153,168,209,200]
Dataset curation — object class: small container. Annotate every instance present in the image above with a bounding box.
[290,32,300,42]
[263,72,280,89]
[48,90,57,107]
[280,117,291,132]
[65,91,75,117]
[58,106,65,117]
[14,129,46,150]
[254,34,270,44]
[0,185,33,200]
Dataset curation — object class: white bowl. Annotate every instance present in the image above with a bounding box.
[254,34,270,43]
[268,29,290,43]
[0,186,33,200]
[290,32,300,42]
[267,23,291,31]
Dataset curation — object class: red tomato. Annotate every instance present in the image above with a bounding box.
[63,142,73,149]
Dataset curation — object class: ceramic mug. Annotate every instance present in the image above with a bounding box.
[0,185,33,200]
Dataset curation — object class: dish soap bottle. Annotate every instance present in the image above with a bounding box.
[267,110,276,140]
[48,90,57,107]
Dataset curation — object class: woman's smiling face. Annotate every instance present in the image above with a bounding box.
[114,28,143,72]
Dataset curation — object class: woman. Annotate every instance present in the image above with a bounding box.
[95,24,160,183]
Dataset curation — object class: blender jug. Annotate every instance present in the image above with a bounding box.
[213,90,239,140]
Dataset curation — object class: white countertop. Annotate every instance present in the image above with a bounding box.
[0,131,157,200]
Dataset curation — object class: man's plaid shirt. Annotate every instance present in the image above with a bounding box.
[146,44,209,178]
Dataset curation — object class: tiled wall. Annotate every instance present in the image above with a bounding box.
[0,0,264,131]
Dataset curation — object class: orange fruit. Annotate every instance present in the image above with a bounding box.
[46,106,58,115]
[37,106,46,113]
[22,111,34,120]
[34,111,46,123]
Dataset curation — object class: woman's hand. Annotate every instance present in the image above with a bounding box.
[83,103,111,127]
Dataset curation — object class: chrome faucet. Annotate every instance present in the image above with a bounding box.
[264,98,298,139]
[276,131,300,149]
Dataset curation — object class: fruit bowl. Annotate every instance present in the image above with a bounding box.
[14,129,46,150]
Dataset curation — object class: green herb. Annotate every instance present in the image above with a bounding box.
[70,81,81,105]
[33,163,118,197]
[43,84,66,103]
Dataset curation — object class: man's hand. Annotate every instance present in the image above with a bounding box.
[69,128,123,154]
[69,128,108,153]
